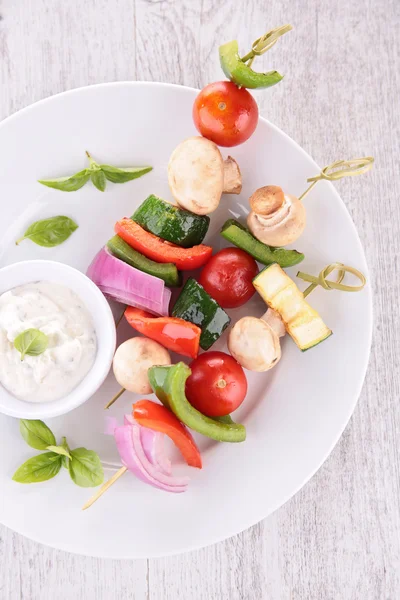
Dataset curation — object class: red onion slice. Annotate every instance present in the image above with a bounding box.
[87,247,171,315]
[113,424,188,493]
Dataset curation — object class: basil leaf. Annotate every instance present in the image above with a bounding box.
[14,328,48,360]
[46,445,72,459]
[16,216,78,247]
[19,419,56,450]
[12,452,62,484]
[60,437,70,469]
[100,165,152,184]
[38,169,90,192]
[91,169,107,192]
[68,448,104,487]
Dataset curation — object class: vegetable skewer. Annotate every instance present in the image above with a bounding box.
[83,407,202,510]
[247,157,374,247]
[229,262,366,370]
[219,25,292,89]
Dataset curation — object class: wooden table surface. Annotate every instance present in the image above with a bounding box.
[1,1,399,598]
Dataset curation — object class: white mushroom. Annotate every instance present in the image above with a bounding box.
[228,316,281,372]
[113,337,171,395]
[168,136,242,215]
[261,308,286,338]
[247,186,306,247]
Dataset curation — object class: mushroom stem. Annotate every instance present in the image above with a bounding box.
[223,157,242,194]
[261,309,286,338]
[104,387,125,410]
[249,185,285,215]
[82,466,127,511]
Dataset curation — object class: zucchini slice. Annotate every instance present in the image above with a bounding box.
[132,195,210,248]
[172,278,231,350]
[253,263,332,351]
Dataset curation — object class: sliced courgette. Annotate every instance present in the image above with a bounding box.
[172,278,231,350]
[253,263,332,351]
[132,195,210,248]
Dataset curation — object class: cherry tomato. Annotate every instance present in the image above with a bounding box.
[199,248,258,308]
[186,351,247,417]
[193,81,259,147]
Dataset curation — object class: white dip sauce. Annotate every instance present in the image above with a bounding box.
[0,282,97,403]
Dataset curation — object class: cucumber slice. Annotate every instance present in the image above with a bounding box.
[253,263,332,351]
[172,278,231,350]
[107,235,181,287]
[221,219,304,268]
[132,195,210,248]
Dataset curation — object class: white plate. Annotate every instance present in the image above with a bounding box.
[0,82,372,558]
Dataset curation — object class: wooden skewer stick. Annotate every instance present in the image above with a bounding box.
[115,307,126,328]
[298,156,374,202]
[104,387,125,410]
[82,466,128,511]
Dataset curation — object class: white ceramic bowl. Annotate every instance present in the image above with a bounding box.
[0,260,116,419]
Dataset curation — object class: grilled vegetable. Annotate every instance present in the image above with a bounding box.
[115,219,213,271]
[172,278,231,351]
[253,264,332,351]
[221,219,304,268]
[132,195,210,247]
[148,363,246,443]
[124,307,201,359]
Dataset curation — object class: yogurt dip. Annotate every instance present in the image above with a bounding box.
[0,281,97,403]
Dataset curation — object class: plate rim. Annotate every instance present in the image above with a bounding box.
[0,81,373,558]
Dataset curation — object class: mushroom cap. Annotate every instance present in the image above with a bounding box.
[247,193,306,247]
[228,316,281,372]
[168,136,224,215]
[113,337,171,394]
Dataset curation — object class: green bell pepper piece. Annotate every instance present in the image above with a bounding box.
[107,235,181,287]
[219,40,283,90]
[221,219,305,268]
[148,363,246,443]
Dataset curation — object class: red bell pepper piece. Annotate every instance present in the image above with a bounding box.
[115,218,213,271]
[125,307,200,359]
[133,400,202,469]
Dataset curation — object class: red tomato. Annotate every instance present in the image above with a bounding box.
[186,351,247,417]
[199,248,258,308]
[193,81,259,147]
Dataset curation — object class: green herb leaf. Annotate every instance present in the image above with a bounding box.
[38,169,90,192]
[16,216,78,247]
[19,419,56,450]
[14,328,49,360]
[12,452,63,484]
[68,448,104,487]
[100,165,152,184]
[46,445,72,459]
[91,170,107,192]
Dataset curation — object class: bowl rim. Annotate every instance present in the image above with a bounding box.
[0,259,116,419]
